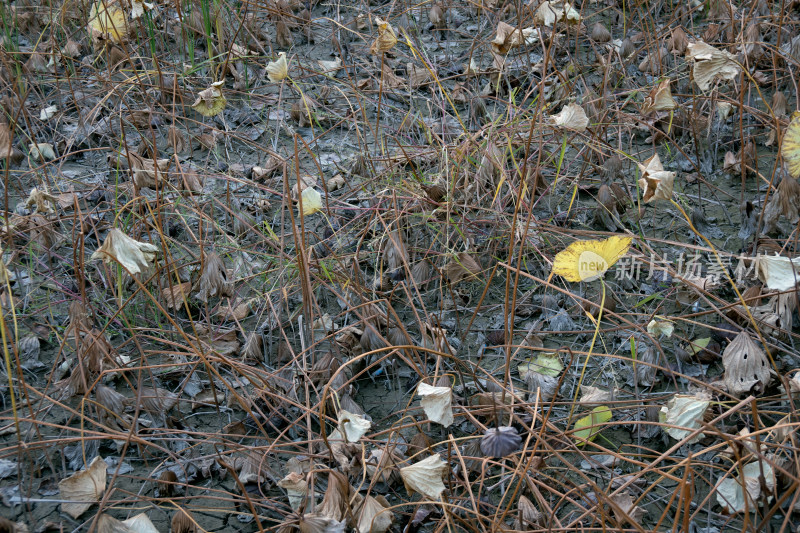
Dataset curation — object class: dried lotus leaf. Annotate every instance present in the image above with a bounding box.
[58,455,107,518]
[722,331,771,396]
[400,454,448,500]
[417,382,454,427]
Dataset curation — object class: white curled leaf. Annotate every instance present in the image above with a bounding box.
[659,393,710,444]
[40,105,57,120]
[91,228,159,275]
[686,41,741,91]
[267,52,289,82]
[400,454,448,500]
[534,1,581,26]
[647,317,674,338]
[417,382,454,427]
[753,254,800,291]
[550,103,589,132]
[715,461,774,513]
[337,409,371,442]
[29,143,56,161]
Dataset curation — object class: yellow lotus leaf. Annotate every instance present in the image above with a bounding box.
[551,235,632,282]
[781,111,800,178]
[192,81,226,117]
[87,1,128,43]
[573,406,612,445]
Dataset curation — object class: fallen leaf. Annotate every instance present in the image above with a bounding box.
[192,81,226,117]
[686,41,741,91]
[400,454,448,500]
[91,228,159,275]
[267,52,289,82]
[610,491,646,526]
[534,1,581,26]
[353,492,393,533]
[753,254,800,291]
[638,153,675,203]
[130,0,154,19]
[318,57,342,74]
[518,352,563,377]
[580,385,614,403]
[58,455,107,518]
[722,331,771,397]
[646,317,674,337]
[371,17,397,54]
[572,406,612,445]
[715,460,774,513]
[659,393,710,444]
[87,1,128,43]
[40,105,57,120]
[550,102,589,131]
[551,235,632,282]
[278,472,308,511]
[641,78,677,114]
[337,409,371,442]
[417,382,454,427]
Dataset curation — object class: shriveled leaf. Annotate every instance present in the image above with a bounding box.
[659,393,710,444]
[400,454,448,500]
[641,78,677,114]
[370,17,397,54]
[722,331,771,397]
[715,461,774,513]
[610,491,646,526]
[278,472,308,511]
[25,187,57,214]
[417,382,454,427]
[442,252,481,284]
[58,455,107,518]
[267,52,289,82]
[686,41,741,91]
[480,426,522,457]
[638,153,675,203]
[192,81,226,117]
[337,409,371,442]
[195,252,233,302]
[91,228,159,275]
[550,103,589,131]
